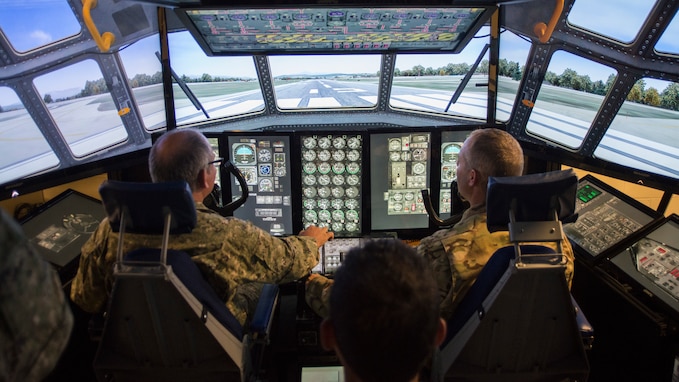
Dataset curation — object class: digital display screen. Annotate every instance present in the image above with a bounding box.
[576,184,601,203]
[227,135,293,236]
[370,132,431,230]
[301,134,363,237]
[439,130,469,217]
[20,190,105,268]
[175,7,490,55]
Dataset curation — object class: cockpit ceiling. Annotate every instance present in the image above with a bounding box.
[174,7,493,55]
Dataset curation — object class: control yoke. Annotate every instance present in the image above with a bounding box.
[421,180,468,228]
[205,160,249,216]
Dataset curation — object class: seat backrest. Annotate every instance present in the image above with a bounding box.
[436,169,589,382]
[94,181,249,382]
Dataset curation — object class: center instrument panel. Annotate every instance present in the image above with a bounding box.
[206,128,470,250]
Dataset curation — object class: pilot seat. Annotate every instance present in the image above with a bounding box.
[92,180,278,382]
[433,169,591,382]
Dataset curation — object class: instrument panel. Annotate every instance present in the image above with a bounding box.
[301,134,363,237]
[228,136,293,236]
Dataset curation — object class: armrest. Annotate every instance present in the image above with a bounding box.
[571,295,594,350]
[249,283,279,341]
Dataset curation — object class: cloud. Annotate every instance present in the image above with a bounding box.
[30,29,53,45]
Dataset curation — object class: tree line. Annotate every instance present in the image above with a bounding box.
[3,59,677,113]
[396,58,679,112]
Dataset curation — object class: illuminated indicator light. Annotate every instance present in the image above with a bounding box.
[656,247,667,254]
[639,256,648,263]
[118,107,130,116]
[522,99,535,108]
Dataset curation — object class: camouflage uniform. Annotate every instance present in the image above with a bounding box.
[417,205,574,320]
[70,202,319,326]
[0,208,73,381]
[305,205,574,320]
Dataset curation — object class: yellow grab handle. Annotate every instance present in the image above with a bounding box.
[533,0,564,43]
[82,0,115,52]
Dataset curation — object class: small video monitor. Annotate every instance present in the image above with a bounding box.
[370,132,431,231]
[227,135,293,236]
[20,189,105,273]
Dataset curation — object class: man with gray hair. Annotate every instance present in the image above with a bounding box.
[71,128,333,326]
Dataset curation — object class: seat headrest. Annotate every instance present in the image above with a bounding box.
[99,181,197,235]
[486,169,577,233]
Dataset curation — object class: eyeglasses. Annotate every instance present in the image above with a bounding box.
[207,157,224,168]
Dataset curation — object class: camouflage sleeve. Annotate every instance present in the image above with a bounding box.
[70,218,113,313]
[202,217,320,285]
[0,209,74,381]
[305,274,333,318]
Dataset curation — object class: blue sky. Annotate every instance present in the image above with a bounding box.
[1,0,678,103]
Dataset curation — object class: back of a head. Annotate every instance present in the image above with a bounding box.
[466,128,524,182]
[148,128,212,191]
[329,239,439,382]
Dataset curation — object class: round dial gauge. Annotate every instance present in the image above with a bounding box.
[304,210,318,222]
[333,137,346,149]
[346,163,360,175]
[274,166,286,177]
[441,165,456,181]
[318,210,332,221]
[303,175,317,186]
[332,210,344,221]
[347,150,360,161]
[345,199,359,210]
[345,186,359,198]
[346,209,359,221]
[412,162,426,175]
[317,150,331,161]
[318,187,331,198]
[318,137,332,149]
[317,199,331,210]
[303,187,317,198]
[303,137,317,149]
[389,138,401,151]
[258,148,272,162]
[392,203,403,211]
[331,187,344,198]
[259,178,273,191]
[442,143,461,162]
[233,144,256,165]
[303,199,317,209]
[345,222,358,232]
[332,175,345,186]
[331,199,344,210]
[332,162,345,174]
[412,148,427,161]
[303,150,316,161]
[393,192,403,201]
[332,222,344,232]
[347,137,361,149]
[303,162,317,174]
[390,152,401,161]
[404,192,415,201]
[332,150,345,161]
[346,174,360,185]
[318,174,331,186]
[318,162,331,174]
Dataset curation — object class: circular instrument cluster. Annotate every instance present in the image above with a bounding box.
[302,135,362,235]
